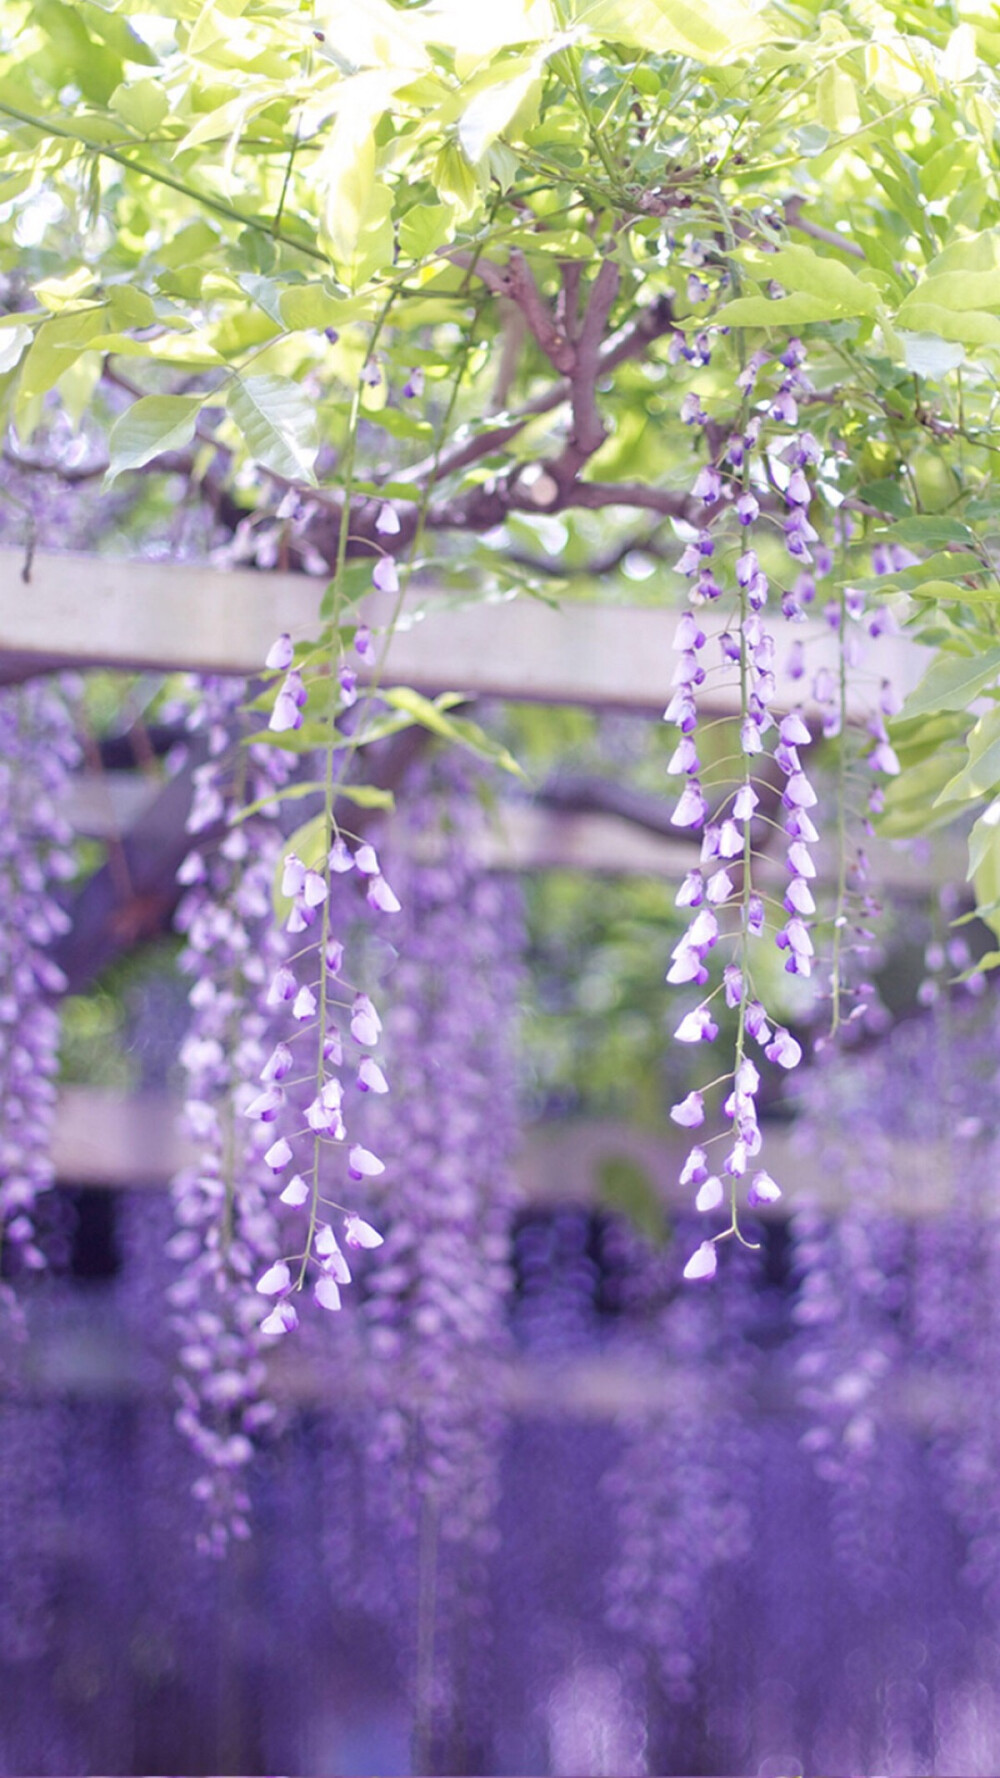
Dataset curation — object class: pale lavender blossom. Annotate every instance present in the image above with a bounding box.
[683,1241,718,1280]
[0,677,79,1282]
[671,782,708,829]
[674,1007,718,1044]
[265,633,294,671]
[344,1213,384,1250]
[747,1170,781,1205]
[372,555,399,594]
[671,1091,706,1128]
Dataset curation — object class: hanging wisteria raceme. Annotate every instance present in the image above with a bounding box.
[241,629,394,1336]
[351,760,524,1764]
[0,677,79,1294]
[788,995,1000,1605]
[169,673,299,1552]
[898,995,1000,1614]
[357,761,523,1537]
[667,341,821,1278]
[604,1223,760,1701]
[665,333,919,1277]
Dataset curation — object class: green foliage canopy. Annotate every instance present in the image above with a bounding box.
[4,0,1000,920]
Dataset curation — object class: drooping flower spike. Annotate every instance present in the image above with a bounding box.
[665,348,821,1279]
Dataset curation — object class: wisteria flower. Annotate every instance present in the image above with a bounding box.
[683,1241,718,1280]
[671,1091,706,1128]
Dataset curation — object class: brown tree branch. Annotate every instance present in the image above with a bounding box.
[505,530,674,579]
[556,261,584,342]
[550,259,621,491]
[447,248,576,372]
[490,300,528,414]
[781,196,866,262]
[401,291,678,491]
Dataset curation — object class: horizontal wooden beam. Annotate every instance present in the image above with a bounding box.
[17,1312,984,1427]
[1,547,929,717]
[52,1087,960,1217]
[68,772,957,893]
[68,770,162,836]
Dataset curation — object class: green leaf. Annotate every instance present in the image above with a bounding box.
[35,267,98,311]
[0,325,33,376]
[900,271,1000,315]
[381,687,526,777]
[458,62,540,165]
[272,813,328,921]
[816,64,860,132]
[238,274,288,327]
[110,79,168,134]
[857,478,909,517]
[226,375,318,483]
[970,805,1000,878]
[35,0,124,104]
[314,70,399,283]
[878,749,969,837]
[17,308,110,405]
[233,780,326,824]
[77,0,157,66]
[244,721,335,755]
[398,203,455,261]
[877,551,983,590]
[972,814,1000,942]
[881,516,977,549]
[899,332,966,378]
[957,948,1000,975]
[739,244,881,316]
[573,0,771,62]
[908,579,1000,607]
[710,293,846,328]
[890,709,969,771]
[925,228,1000,280]
[158,221,219,271]
[280,284,370,332]
[936,708,1000,804]
[106,284,157,330]
[899,645,1000,722]
[892,302,1000,348]
[337,784,396,810]
[105,394,202,481]
[792,123,830,157]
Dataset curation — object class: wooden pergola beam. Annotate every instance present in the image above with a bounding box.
[17,1321,986,1425]
[67,772,959,891]
[51,1086,964,1218]
[0,547,929,717]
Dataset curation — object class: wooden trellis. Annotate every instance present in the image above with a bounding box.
[0,545,952,1218]
[2,546,926,714]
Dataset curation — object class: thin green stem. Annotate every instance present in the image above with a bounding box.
[0,102,329,264]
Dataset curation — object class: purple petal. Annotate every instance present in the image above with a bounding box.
[683,1241,718,1280]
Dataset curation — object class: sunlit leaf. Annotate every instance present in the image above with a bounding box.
[572,0,772,62]
[381,687,526,777]
[226,375,319,483]
[899,645,1000,722]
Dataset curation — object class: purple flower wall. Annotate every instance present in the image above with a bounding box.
[7,693,1000,1772]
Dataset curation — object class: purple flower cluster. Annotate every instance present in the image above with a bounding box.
[667,346,824,1276]
[356,764,524,1554]
[605,1232,759,1699]
[240,638,400,1339]
[786,1001,1000,1608]
[170,674,297,1551]
[0,678,78,1284]
[265,509,399,723]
